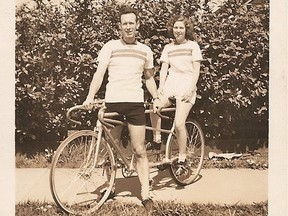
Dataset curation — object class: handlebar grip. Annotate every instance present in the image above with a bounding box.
[66,105,86,125]
[66,99,105,125]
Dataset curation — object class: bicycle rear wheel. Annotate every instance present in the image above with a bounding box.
[168,119,205,186]
[50,130,116,215]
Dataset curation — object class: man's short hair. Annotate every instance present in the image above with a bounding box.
[119,5,139,22]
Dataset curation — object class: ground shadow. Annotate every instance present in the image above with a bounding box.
[152,169,203,190]
[112,168,204,200]
[114,175,142,200]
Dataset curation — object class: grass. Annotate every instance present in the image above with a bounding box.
[15,147,268,170]
[15,152,51,168]
[15,147,268,215]
[16,200,268,216]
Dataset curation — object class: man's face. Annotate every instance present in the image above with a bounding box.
[120,13,138,41]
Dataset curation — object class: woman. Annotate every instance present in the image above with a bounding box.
[147,15,203,175]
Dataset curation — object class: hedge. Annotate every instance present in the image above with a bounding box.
[15,0,269,152]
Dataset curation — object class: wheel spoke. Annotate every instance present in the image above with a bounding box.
[50,131,116,215]
[169,120,205,186]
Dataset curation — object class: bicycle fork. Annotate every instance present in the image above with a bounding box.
[78,121,105,177]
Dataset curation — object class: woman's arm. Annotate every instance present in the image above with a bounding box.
[182,60,201,102]
[190,60,201,91]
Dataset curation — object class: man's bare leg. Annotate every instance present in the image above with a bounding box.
[127,123,150,200]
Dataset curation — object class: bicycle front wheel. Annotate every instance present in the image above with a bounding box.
[50,130,116,215]
[168,119,205,186]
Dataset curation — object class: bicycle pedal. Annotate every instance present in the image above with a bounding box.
[173,160,189,176]
[175,167,188,176]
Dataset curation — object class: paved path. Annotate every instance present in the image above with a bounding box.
[16,168,268,206]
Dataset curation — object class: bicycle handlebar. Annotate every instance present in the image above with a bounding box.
[156,107,175,120]
[66,99,176,128]
[146,96,176,120]
[97,106,117,129]
[66,104,86,125]
[143,107,176,120]
[66,99,105,125]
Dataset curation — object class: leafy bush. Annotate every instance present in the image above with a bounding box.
[195,0,269,150]
[15,0,269,151]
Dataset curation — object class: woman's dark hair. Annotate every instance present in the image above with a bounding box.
[119,5,139,22]
[167,15,195,40]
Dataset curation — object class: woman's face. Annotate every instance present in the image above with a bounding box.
[173,21,186,43]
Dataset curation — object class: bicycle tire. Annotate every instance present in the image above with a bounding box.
[168,119,205,186]
[50,130,116,215]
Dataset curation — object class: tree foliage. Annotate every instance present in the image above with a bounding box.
[15,0,269,151]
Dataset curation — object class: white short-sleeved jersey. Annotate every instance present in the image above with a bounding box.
[160,40,203,99]
[97,39,154,103]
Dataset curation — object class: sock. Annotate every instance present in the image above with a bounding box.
[141,186,150,200]
[154,135,161,144]
[178,153,186,162]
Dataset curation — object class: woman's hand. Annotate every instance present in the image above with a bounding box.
[181,89,195,102]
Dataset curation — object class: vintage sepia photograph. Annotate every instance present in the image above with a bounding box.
[0,0,287,215]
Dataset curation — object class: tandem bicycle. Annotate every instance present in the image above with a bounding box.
[49,98,205,215]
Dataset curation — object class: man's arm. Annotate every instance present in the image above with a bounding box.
[158,62,169,91]
[83,62,108,106]
[144,68,161,112]
[144,68,158,99]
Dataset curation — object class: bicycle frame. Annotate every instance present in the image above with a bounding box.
[50,101,204,215]
[97,106,179,170]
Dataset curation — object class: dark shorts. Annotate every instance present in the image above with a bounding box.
[105,102,146,126]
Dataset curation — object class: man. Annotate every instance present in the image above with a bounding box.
[83,5,158,211]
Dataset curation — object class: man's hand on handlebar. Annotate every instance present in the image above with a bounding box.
[82,98,105,110]
[152,98,162,113]
[82,98,95,110]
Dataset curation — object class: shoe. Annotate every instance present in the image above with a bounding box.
[142,197,153,213]
[100,189,116,200]
[146,141,161,151]
[175,160,188,176]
